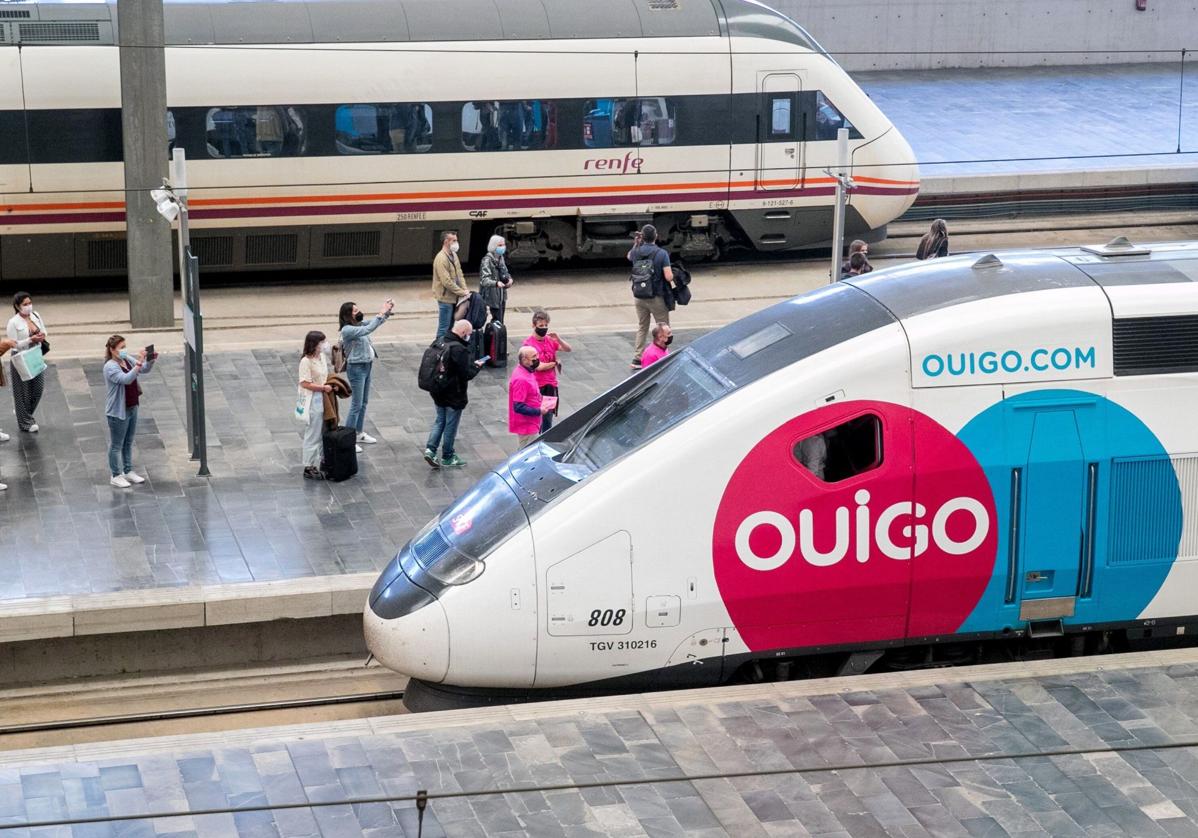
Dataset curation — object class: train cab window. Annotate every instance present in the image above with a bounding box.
[769,96,793,138]
[794,414,882,482]
[812,92,856,142]
[583,98,677,148]
[205,106,306,158]
[461,101,555,151]
[336,104,433,154]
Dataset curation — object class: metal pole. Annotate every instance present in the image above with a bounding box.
[829,127,849,283]
[171,149,208,476]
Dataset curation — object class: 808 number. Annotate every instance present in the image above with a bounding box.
[588,608,626,627]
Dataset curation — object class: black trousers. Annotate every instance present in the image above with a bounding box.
[539,384,558,433]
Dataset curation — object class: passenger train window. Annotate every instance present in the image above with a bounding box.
[583,98,677,148]
[794,414,882,482]
[336,104,433,154]
[769,96,793,138]
[205,107,306,158]
[812,92,855,142]
[461,101,555,151]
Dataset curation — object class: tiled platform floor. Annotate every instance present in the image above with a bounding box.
[2,649,1198,836]
[0,331,654,603]
[859,62,1198,176]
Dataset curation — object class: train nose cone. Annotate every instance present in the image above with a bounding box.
[364,597,450,683]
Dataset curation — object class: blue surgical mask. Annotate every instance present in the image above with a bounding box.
[118,349,130,361]
[496,246,506,256]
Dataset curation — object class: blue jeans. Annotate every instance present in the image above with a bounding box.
[107,406,138,477]
[426,405,462,458]
[345,362,372,434]
[436,302,455,339]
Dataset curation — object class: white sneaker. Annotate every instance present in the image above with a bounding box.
[124,472,146,484]
[110,475,131,489]
[0,431,9,442]
[26,424,37,433]
[0,483,7,491]
[358,433,378,444]
[355,444,364,454]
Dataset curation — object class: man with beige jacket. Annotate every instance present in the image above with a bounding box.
[432,231,470,338]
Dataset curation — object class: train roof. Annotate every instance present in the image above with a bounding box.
[0,0,825,49]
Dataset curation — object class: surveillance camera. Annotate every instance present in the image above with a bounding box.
[154,198,179,223]
[150,188,171,204]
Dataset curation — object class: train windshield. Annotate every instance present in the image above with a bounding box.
[562,349,731,470]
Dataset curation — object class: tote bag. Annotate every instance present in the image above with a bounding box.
[11,346,45,382]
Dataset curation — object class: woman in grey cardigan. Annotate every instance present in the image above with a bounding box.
[103,334,155,489]
[478,234,513,324]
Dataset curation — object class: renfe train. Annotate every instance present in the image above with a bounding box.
[366,238,1198,711]
[0,0,917,281]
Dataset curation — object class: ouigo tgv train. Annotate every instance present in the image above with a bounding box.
[0,0,917,280]
[366,238,1198,711]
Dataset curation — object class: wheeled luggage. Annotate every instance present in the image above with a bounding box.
[483,319,508,368]
[321,425,358,481]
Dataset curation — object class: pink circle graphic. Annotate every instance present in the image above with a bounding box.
[712,401,998,651]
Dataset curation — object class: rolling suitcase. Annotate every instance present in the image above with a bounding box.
[484,319,508,368]
[321,426,358,481]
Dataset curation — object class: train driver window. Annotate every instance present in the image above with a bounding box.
[794,414,882,482]
[812,92,856,142]
[769,96,793,139]
[461,101,554,151]
[206,106,306,158]
[335,104,433,154]
[584,98,677,148]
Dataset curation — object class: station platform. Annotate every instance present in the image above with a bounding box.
[857,62,1198,216]
[1,648,1197,835]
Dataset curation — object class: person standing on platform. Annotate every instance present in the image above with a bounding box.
[478,234,513,324]
[423,320,484,469]
[916,219,950,260]
[7,292,48,435]
[103,334,154,489]
[640,323,672,369]
[297,330,332,481]
[432,231,470,339]
[523,309,571,433]
[509,346,548,449]
[841,240,873,277]
[627,224,674,369]
[339,298,394,453]
[0,335,17,490]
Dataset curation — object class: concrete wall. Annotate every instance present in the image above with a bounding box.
[772,0,1196,71]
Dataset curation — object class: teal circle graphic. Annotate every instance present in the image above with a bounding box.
[956,389,1182,632]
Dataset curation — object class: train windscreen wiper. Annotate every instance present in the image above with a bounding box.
[559,382,658,465]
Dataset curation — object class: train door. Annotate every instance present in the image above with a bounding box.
[1005,394,1100,626]
[757,73,803,191]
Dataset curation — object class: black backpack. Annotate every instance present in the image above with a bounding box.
[630,248,658,300]
[417,339,452,395]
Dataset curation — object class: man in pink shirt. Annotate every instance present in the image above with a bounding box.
[640,323,672,368]
[509,347,548,448]
[522,309,572,433]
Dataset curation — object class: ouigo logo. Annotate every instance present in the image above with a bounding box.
[712,401,999,649]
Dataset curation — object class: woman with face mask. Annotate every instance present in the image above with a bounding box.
[6,292,48,435]
[478,234,513,324]
[103,334,155,489]
[338,298,394,452]
[298,330,333,480]
[522,309,572,433]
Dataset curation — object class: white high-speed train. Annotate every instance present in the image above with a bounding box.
[0,0,918,280]
[366,238,1198,711]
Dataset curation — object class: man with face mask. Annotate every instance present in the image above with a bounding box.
[508,346,550,449]
[432,231,470,339]
[640,323,673,368]
[522,309,571,433]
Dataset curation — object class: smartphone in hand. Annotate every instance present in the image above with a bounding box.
[145,343,158,360]
[476,355,491,366]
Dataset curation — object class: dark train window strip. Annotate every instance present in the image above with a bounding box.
[7,91,858,166]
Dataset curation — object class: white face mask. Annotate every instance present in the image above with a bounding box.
[450,242,460,255]
[19,305,31,317]
[319,342,330,355]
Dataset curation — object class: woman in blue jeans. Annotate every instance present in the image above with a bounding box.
[103,334,155,489]
[338,298,394,452]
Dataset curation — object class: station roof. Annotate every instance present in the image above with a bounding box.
[0,0,824,49]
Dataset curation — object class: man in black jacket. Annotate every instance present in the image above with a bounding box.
[424,319,484,468]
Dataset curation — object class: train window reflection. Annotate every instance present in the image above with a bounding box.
[812,92,855,141]
[205,106,305,158]
[336,104,433,154]
[769,96,792,137]
[570,350,730,469]
[461,101,555,151]
[794,414,882,482]
[584,98,677,148]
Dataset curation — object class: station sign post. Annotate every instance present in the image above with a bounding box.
[826,128,855,284]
